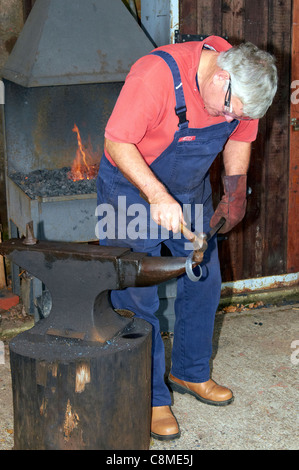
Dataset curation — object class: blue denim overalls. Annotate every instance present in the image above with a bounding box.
[97,50,239,406]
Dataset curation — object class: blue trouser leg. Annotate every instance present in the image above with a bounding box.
[164,228,221,383]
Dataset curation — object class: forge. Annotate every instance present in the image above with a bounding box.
[1,0,154,311]
[1,0,154,244]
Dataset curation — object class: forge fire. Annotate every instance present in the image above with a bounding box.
[68,123,100,182]
[11,124,100,199]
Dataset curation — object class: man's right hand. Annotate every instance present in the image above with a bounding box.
[148,191,186,234]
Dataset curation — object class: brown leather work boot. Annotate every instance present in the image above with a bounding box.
[168,374,234,406]
[151,405,180,441]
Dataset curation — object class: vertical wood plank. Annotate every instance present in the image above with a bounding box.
[180,0,223,36]
[195,0,223,36]
[263,0,292,275]
[242,0,269,279]
[244,0,268,47]
[287,0,299,272]
[222,0,245,44]
[180,0,198,34]
[219,0,246,280]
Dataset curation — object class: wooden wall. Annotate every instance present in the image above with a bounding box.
[179,0,294,282]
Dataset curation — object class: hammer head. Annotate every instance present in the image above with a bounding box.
[187,217,226,265]
[192,235,208,263]
[180,225,208,264]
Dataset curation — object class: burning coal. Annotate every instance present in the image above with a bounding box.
[12,167,98,199]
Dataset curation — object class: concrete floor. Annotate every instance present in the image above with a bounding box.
[0,299,298,450]
[151,302,299,450]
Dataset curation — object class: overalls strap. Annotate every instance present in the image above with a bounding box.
[151,50,189,129]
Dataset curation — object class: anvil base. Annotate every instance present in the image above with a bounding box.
[9,317,152,450]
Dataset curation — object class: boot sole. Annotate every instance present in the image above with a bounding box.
[150,430,181,441]
[168,378,234,407]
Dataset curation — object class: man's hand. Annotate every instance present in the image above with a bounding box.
[210,174,247,233]
[149,191,185,233]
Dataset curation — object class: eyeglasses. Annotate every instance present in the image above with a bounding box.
[223,78,251,121]
[224,78,232,113]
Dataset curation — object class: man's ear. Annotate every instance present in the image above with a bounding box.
[212,70,230,87]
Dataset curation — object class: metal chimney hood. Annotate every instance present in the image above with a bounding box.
[1,0,155,87]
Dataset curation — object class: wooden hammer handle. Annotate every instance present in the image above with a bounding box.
[180,223,197,243]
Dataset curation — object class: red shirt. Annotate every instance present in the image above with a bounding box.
[105,36,259,166]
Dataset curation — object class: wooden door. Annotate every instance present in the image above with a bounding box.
[288,0,299,273]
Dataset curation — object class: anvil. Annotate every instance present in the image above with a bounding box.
[0,222,189,343]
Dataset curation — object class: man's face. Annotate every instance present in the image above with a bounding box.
[202,73,250,122]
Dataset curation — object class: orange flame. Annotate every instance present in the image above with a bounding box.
[68,124,99,181]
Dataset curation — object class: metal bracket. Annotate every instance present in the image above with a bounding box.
[291,118,299,131]
[175,31,228,43]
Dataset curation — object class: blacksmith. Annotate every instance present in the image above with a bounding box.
[96,36,277,440]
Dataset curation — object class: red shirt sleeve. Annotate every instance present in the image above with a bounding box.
[229,119,259,142]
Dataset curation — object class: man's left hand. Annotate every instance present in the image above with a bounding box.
[210,174,247,233]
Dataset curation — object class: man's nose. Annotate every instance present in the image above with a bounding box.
[224,114,234,123]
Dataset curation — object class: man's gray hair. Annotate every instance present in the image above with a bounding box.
[217,42,278,119]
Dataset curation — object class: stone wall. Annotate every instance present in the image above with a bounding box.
[0,1,24,234]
